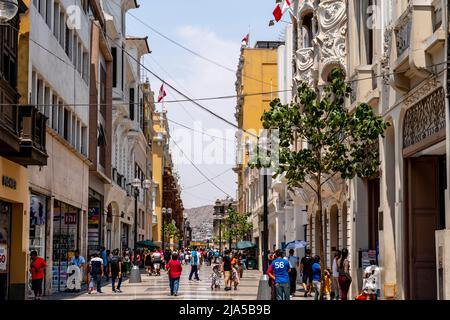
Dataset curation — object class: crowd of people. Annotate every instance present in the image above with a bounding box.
[266,247,380,301]
[29,245,379,300]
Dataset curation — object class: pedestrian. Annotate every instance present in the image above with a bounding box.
[166,253,182,296]
[100,247,109,281]
[363,260,380,300]
[179,250,185,265]
[221,249,232,291]
[266,263,276,300]
[331,250,341,300]
[312,255,321,300]
[163,249,171,270]
[30,250,47,300]
[322,268,332,300]
[152,248,163,276]
[300,248,314,297]
[231,253,240,290]
[123,249,131,276]
[337,248,352,300]
[214,249,219,263]
[188,247,200,281]
[109,249,123,293]
[268,249,291,300]
[286,249,299,298]
[88,252,104,294]
[70,249,85,291]
[210,264,222,290]
[144,250,152,276]
[185,250,191,265]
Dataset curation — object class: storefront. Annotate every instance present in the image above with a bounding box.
[0,201,11,300]
[88,189,103,255]
[29,194,47,259]
[51,201,80,292]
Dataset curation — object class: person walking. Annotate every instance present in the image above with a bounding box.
[286,249,299,298]
[109,249,123,293]
[231,253,240,290]
[300,249,314,297]
[363,260,380,300]
[332,250,341,300]
[144,250,152,276]
[221,250,232,291]
[100,247,109,281]
[188,247,200,281]
[337,248,352,300]
[322,268,332,300]
[30,251,47,300]
[70,249,85,291]
[166,253,183,296]
[88,253,104,294]
[311,256,321,300]
[152,249,163,276]
[268,250,291,300]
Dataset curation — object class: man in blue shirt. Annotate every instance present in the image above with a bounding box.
[189,247,200,281]
[268,249,291,300]
[70,249,86,291]
[312,256,321,300]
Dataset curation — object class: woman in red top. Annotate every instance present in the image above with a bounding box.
[30,250,47,300]
[166,253,182,296]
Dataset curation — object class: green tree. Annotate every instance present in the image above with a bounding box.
[256,68,389,265]
[221,205,253,248]
[164,222,181,244]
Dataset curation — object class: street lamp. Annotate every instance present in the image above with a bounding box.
[129,178,152,252]
[0,0,18,24]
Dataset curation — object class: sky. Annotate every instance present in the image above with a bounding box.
[127,0,287,209]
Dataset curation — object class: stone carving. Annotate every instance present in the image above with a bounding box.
[394,5,412,57]
[316,0,347,78]
[297,0,314,17]
[380,26,393,85]
[295,47,315,87]
[403,87,445,149]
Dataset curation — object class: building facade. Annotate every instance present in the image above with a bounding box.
[1,0,48,300]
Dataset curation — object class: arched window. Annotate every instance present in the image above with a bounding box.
[301,13,314,48]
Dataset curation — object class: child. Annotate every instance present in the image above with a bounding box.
[210,265,221,290]
[322,268,332,300]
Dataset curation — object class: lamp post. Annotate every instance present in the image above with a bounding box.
[0,0,18,24]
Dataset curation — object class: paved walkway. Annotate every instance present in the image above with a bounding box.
[46,264,313,300]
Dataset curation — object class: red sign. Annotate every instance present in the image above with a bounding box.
[65,212,77,225]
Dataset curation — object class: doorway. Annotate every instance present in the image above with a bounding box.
[0,201,11,300]
[406,156,446,299]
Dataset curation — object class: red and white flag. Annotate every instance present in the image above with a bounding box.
[158,83,167,103]
[241,33,250,47]
[273,0,293,22]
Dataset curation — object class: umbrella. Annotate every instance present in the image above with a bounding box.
[284,240,308,250]
[136,240,157,248]
[235,241,256,250]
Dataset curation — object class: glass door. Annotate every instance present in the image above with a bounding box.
[0,201,11,300]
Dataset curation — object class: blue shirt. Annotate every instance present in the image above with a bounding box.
[312,262,321,281]
[190,251,199,266]
[71,256,86,267]
[101,250,108,265]
[271,258,290,284]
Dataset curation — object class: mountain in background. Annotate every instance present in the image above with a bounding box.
[184,205,214,242]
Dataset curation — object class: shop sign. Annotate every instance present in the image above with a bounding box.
[64,212,77,225]
[2,176,16,190]
[0,245,7,271]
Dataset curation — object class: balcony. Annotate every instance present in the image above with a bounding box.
[0,105,48,166]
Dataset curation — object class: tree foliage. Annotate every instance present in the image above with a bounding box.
[255,67,389,265]
[164,222,181,242]
[221,205,253,244]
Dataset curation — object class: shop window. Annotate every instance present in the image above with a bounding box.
[29,194,47,263]
[52,201,79,292]
[0,201,11,300]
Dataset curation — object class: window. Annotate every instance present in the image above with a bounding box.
[65,28,72,60]
[140,98,144,131]
[100,65,106,117]
[58,101,64,135]
[59,11,65,48]
[63,108,69,141]
[83,51,89,82]
[71,114,76,145]
[52,95,58,131]
[37,79,44,114]
[121,44,125,91]
[355,0,374,65]
[46,0,52,28]
[112,47,117,87]
[53,3,59,40]
[44,86,50,120]
[81,126,88,156]
[301,13,313,48]
[129,88,135,120]
[1,17,18,90]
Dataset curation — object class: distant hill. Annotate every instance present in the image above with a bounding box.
[184,205,214,241]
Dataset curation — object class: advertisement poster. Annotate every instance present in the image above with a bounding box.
[88,207,100,254]
[30,195,46,226]
[0,245,7,271]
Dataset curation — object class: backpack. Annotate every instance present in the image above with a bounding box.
[191,251,198,265]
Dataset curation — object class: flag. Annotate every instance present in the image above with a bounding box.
[241,33,249,47]
[273,0,292,22]
[273,3,282,22]
[281,0,293,15]
[158,83,166,103]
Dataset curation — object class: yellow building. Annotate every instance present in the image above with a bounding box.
[234,41,282,213]
[151,111,168,244]
[234,41,282,267]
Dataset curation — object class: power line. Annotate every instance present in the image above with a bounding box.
[184,168,233,190]
[167,118,236,143]
[169,135,234,198]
